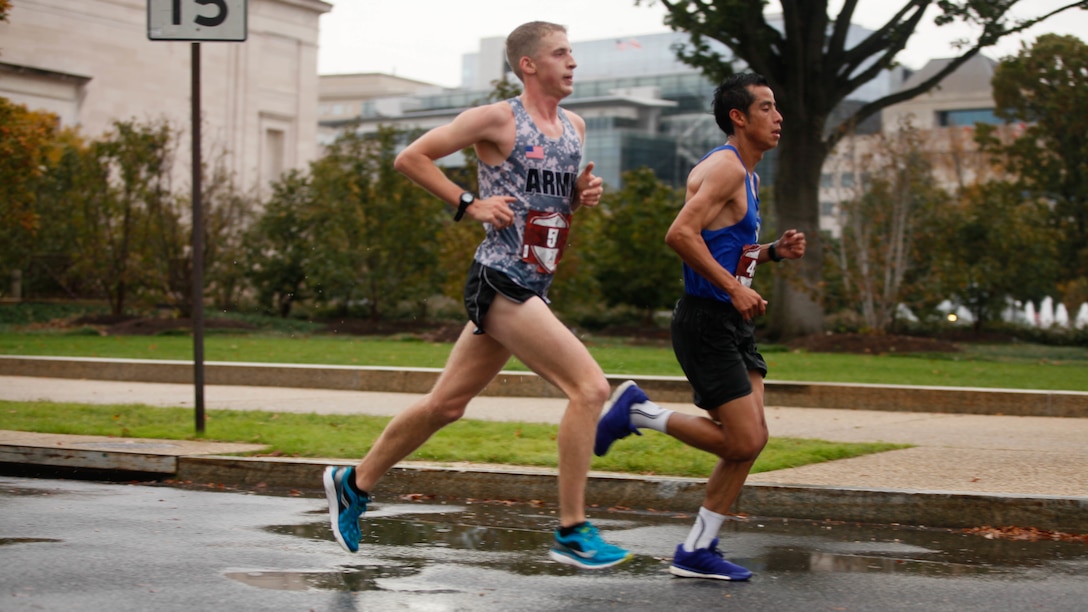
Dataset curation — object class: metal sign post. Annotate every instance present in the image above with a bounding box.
[148,0,247,433]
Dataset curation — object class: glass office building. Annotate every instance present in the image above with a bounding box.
[329,24,888,191]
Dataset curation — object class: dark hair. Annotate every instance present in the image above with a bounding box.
[713,72,771,135]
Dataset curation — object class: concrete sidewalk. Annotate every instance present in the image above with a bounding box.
[2,373,1087,533]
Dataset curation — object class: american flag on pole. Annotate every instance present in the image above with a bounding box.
[525,145,545,160]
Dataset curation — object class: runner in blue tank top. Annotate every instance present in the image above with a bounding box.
[680,143,763,305]
[321,21,634,570]
[594,73,807,581]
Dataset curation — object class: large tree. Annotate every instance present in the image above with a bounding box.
[651,0,1088,339]
[986,33,1088,289]
[245,170,314,318]
[835,125,946,332]
[920,181,1060,326]
[69,120,177,316]
[305,125,443,320]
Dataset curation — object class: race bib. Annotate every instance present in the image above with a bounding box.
[736,244,760,288]
[521,210,571,274]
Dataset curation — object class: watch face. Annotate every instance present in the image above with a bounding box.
[460,193,474,206]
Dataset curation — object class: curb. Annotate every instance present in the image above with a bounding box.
[178,455,1088,534]
[8,445,1082,534]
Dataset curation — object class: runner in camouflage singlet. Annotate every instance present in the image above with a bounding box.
[473,97,583,300]
[323,22,632,570]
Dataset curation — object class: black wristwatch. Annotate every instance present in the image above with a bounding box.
[454,192,475,222]
[768,241,784,262]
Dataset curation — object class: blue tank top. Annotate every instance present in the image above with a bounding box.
[682,144,762,304]
[473,98,582,300]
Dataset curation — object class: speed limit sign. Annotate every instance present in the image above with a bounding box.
[148,0,247,41]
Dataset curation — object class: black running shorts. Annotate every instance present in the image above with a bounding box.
[670,294,768,410]
[463,261,540,334]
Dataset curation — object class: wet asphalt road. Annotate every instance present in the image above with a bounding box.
[1,476,1086,611]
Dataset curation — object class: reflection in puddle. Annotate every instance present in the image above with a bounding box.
[760,547,996,577]
[225,564,420,592]
[269,515,554,553]
[270,516,662,579]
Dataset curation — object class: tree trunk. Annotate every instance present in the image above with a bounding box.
[769,128,825,340]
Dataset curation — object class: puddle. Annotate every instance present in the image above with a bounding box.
[225,565,420,592]
[758,547,997,576]
[249,503,1088,592]
[0,485,62,497]
[0,537,62,546]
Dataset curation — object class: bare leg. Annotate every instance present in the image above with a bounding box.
[354,322,512,491]
[482,296,610,527]
[662,372,768,515]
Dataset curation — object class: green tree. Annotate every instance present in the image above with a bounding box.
[305,129,375,314]
[985,33,1088,289]
[245,170,314,317]
[59,120,176,315]
[918,181,1059,327]
[588,168,684,324]
[833,124,945,332]
[0,98,58,295]
[307,125,442,320]
[25,129,89,298]
[199,157,256,313]
[485,77,522,103]
[650,0,1088,339]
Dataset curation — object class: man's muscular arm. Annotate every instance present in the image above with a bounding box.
[665,155,767,320]
[394,103,516,228]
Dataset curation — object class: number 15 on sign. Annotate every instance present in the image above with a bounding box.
[148,0,248,42]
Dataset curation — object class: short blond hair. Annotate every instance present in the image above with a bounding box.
[505,21,567,81]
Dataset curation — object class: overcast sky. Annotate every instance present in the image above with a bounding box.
[317,0,1088,88]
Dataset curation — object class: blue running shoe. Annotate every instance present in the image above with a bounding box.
[323,465,369,553]
[669,538,752,581]
[594,380,647,456]
[549,521,633,569]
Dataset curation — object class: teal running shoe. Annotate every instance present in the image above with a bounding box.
[548,521,632,569]
[323,465,369,553]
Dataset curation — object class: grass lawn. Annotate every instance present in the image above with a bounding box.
[0,401,907,478]
[2,311,1084,478]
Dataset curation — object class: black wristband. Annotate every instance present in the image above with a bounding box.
[768,241,783,262]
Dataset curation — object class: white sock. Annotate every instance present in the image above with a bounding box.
[683,507,727,552]
[630,399,672,433]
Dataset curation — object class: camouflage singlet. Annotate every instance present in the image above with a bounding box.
[473,97,583,301]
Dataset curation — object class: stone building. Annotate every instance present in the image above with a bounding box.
[819,54,1008,237]
[0,0,331,196]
